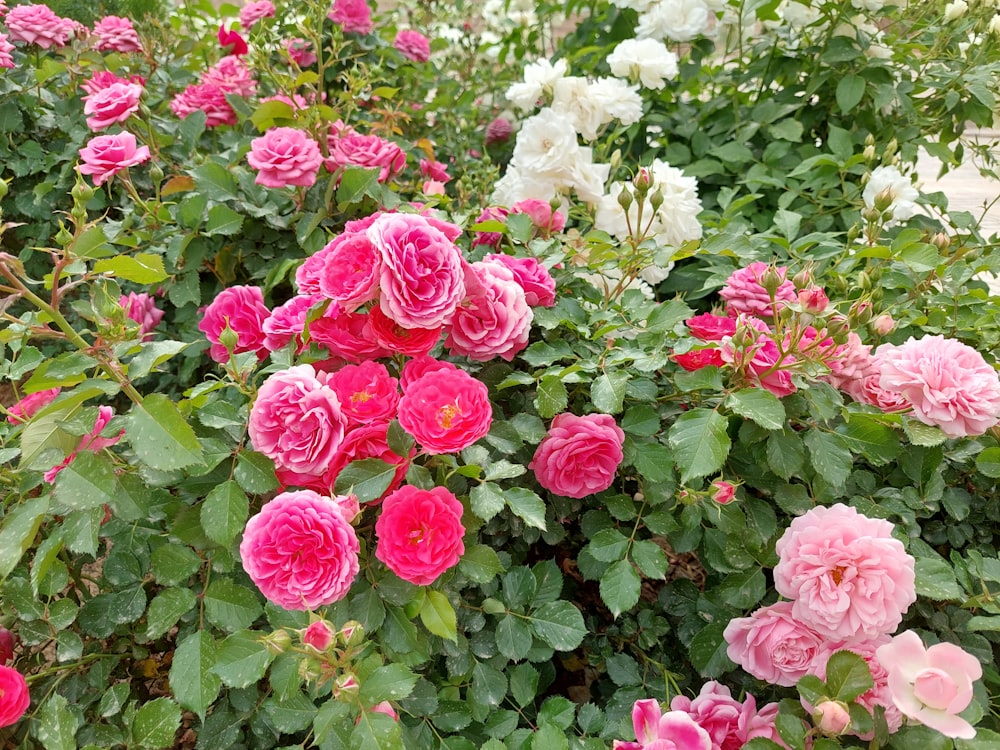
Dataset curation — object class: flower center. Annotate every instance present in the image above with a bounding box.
[438,403,460,429]
[351,390,373,403]
[913,668,959,710]
[830,566,847,585]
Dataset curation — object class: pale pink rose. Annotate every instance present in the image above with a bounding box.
[878,334,1000,437]
[484,253,556,307]
[365,303,442,356]
[302,619,334,650]
[201,55,257,97]
[368,213,465,330]
[512,198,566,236]
[328,0,374,34]
[876,630,982,739]
[78,132,151,186]
[397,366,492,454]
[263,294,318,352]
[240,0,276,28]
[853,371,912,413]
[249,365,349,476]
[0,665,29,728]
[310,308,391,362]
[325,131,407,183]
[119,291,164,339]
[445,260,533,362]
[248,127,323,188]
[44,406,124,483]
[718,262,797,318]
[240,490,360,610]
[626,700,712,750]
[198,285,270,362]
[399,355,459,392]
[423,179,446,196]
[773,503,916,640]
[328,361,400,426]
[93,15,142,53]
[723,601,825,687]
[170,83,237,128]
[375,485,465,585]
[813,701,851,736]
[284,37,317,67]
[394,29,430,62]
[825,332,877,394]
[82,81,142,131]
[686,313,737,341]
[529,413,625,499]
[472,206,509,249]
[5,4,72,48]
[812,637,903,737]
[670,682,780,750]
[316,231,381,310]
[0,34,13,68]
[6,387,60,423]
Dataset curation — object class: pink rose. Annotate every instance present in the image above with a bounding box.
[394,29,431,62]
[249,365,349,476]
[5,4,71,48]
[876,630,982,739]
[670,682,779,750]
[512,199,566,236]
[240,0,276,28]
[93,15,143,53]
[375,485,465,585]
[397,366,492,454]
[872,313,895,335]
[719,316,796,398]
[0,665,29,728]
[878,334,1000,437]
[316,231,381,310]
[7,387,60,423]
[170,83,237,128]
[624,700,712,750]
[81,70,144,96]
[78,132,151,186]
[718,263,797,318]
[368,213,465,330]
[813,701,851,736]
[284,37,317,67]
[310,308,391,362]
[44,406,124,483]
[723,600,825,687]
[673,348,725,371]
[302,620,334,650]
[445,260,533,362]
[811,638,903,737]
[240,490,360,609]
[825,332,878,395]
[325,131,406,183]
[263,294,318,352]
[529,413,625,499]
[472,206,510,249]
[484,253,556,307]
[82,81,143,130]
[198,285,270,363]
[201,55,257,97]
[797,286,829,314]
[119,291,164,339]
[328,361,400,426]
[420,159,450,183]
[686,313,737,341]
[0,628,14,665]
[328,0,374,34]
[399,355,459,392]
[0,34,14,69]
[710,479,735,504]
[773,503,916,640]
[218,25,248,55]
[485,117,514,147]
[365,303,442,356]
[248,127,323,189]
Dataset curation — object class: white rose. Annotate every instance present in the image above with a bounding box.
[606,38,679,90]
[863,165,919,222]
[636,0,711,42]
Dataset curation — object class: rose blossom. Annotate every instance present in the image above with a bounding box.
[310,308,391,362]
[198,285,270,362]
[485,116,514,147]
[0,628,14,665]
[445,260,533,362]
[93,15,143,53]
[365,303,442,356]
[302,620,334,650]
[5,4,72,48]
[329,361,400,426]
[170,83,237,128]
[7,387,60,423]
[217,25,248,55]
[328,0,374,34]
[78,132,151,186]
[325,131,407,182]
[773,503,916,640]
[44,406,125,483]
[120,291,164,339]
[397,367,492,454]
[606,38,678,89]
[686,313,737,341]
[723,601,825,687]
[529,413,625,499]
[82,81,143,131]
[811,637,903,736]
[420,159,450,183]
[284,37,317,67]
[0,665,29,728]
[249,365,348,476]
[472,206,510,249]
[877,334,1000,437]
[710,479,735,504]
[368,213,465,330]
[718,262,797,318]
[674,348,725,371]
[719,316,796,398]
[240,490,360,610]
[316,231,381,310]
[615,700,711,750]
[512,198,566,236]
[371,701,399,720]
[201,55,257,97]
[876,630,982,739]
[394,29,431,62]
[375,485,465,585]
[240,0,276,28]
[670,682,781,750]
[81,70,143,96]
[399,355,459,392]
[247,127,323,189]
[262,294,317,352]
[484,253,556,307]
[813,701,851,736]
[0,34,14,68]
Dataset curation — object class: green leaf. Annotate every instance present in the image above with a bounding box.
[529,601,587,650]
[211,630,274,689]
[18,403,82,469]
[914,557,964,600]
[902,418,948,447]
[836,74,866,113]
[262,692,317,733]
[646,299,693,332]
[535,376,567,419]
[52,452,117,512]
[715,567,766,609]
[126,394,203,471]
[35,694,78,750]
[459,544,505,584]
[359,664,418,704]
[629,440,674,483]
[145,587,197,640]
[471,661,508,707]
[131,697,181,750]
[726,389,786,430]
[78,586,146,637]
[803,431,852,489]
[496,613,533,661]
[151,544,201,586]
[203,578,263,632]
[234,450,278,493]
[333,458,397,503]
[249,99,295,130]
[825,650,875,702]
[204,204,244,236]
[599,559,641,618]
[588,528,629,563]
[839,415,901,466]
[128,341,189,381]
[689,621,734,678]
[0,496,49,580]
[471,482,506,522]
[631,539,668,579]
[506,487,547,530]
[419,589,457,642]
[169,630,221,721]
[667,408,731,484]
[532,724,569,750]
[200,481,249,548]
[352,710,403,750]
[621,404,661,437]
[976,447,1000,478]
[93,253,168,284]
[766,431,805,480]
[336,166,381,206]
[591,371,629,414]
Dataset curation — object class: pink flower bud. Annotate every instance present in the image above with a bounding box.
[710,480,736,504]
[333,672,360,698]
[872,313,895,335]
[303,620,335,651]
[797,287,829,314]
[0,627,15,665]
[485,117,513,147]
[814,700,851,736]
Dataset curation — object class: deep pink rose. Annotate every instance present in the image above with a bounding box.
[316,231,381,310]
[512,199,566,236]
[329,361,400,426]
[718,262,796,318]
[218,24,248,55]
[876,630,982,739]
[686,313,737,341]
[284,37,317,67]
[7,387,60,424]
[82,81,142,130]
[120,291,164,339]
[723,601,825,687]
[249,365,349,476]
[328,0,374,34]
[0,34,13,68]
[81,70,144,96]
[625,700,712,750]
[399,355,459,392]
[248,127,323,188]
[473,206,510,249]
[397,367,492,454]
[5,4,71,48]
[170,83,237,128]
[201,55,257,97]
[365,303,442,356]
[302,619,334,650]
[93,15,142,52]
[445,260,533,362]
[420,159,450,183]
[198,285,270,362]
[325,131,406,182]
[0,628,14,665]
[670,682,779,750]
[240,490,360,610]
[877,334,1000,437]
[0,665,29,728]
[375,485,465,585]
[394,29,430,62]
[484,253,556,307]
[485,116,514,147]
[310,308,391,362]
[673,348,725,371]
[45,406,124,483]
[773,503,916,640]
[240,0,276,28]
[368,213,466,330]
[263,294,317,352]
[529,412,625,498]
[78,132,151,186]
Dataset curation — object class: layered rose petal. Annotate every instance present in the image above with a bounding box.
[529,412,625,498]
[397,366,492,454]
[375,485,465,585]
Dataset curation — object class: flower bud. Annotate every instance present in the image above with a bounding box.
[263,629,292,655]
[149,162,165,185]
[797,287,829,314]
[791,268,812,290]
[218,321,239,356]
[610,149,623,174]
[303,620,335,651]
[0,627,15,665]
[873,188,894,213]
[864,133,875,148]
[710,480,736,504]
[633,167,652,195]
[813,700,851,736]
[825,315,850,343]
[55,222,73,247]
[71,180,95,205]
[758,266,782,298]
[871,313,895,335]
[649,187,664,212]
[617,187,634,212]
[863,144,876,162]
[849,299,873,326]
[485,116,514,147]
[333,672,360,698]
[338,621,364,648]
[931,232,951,253]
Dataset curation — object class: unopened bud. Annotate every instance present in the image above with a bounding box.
[609,149,623,174]
[871,313,895,335]
[864,133,875,148]
[885,138,898,158]
[55,223,73,247]
[862,206,882,224]
[858,271,872,292]
[303,620,335,651]
[846,225,861,244]
[338,621,364,648]
[930,232,951,253]
[617,187,634,212]
[873,188,894,213]
[633,167,652,195]
[863,144,876,162]
[710,479,736,504]
[0,627,15,665]
[71,180,95,205]
[649,188,664,212]
[826,315,850,342]
[797,287,829,314]
[218,320,239,355]
[333,673,360,698]
[758,266,782,297]
[814,700,851,736]
[791,268,812,290]
[149,162,164,184]
[849,299,873,326]
[263,629,292,655]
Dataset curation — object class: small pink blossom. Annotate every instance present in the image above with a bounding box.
[81,70,143,96]
[872,313,895,335]
[198,285,270,362]
[813,701,851,736]
[284,37,317,67]
[718,263,797,318]
[370,701,399,721]
[484,253,556,307]
[316,231,381,311]
[797,286,829,314]
[485,117,514,147]
[6,388,60,424]
[263,294,318,352]
[394,29,431,62]
[218,25,248,55]
[0,34,13,68]
[44,406,124,483]
[328,0,374,34]
[710,479,735,504]
[472,206,510,249]
[201,55,257,97]
[5,4,72,49]
[811,638,903,737]
[240,0,276,28]
[170,83,237,128]
[93,15,143,53]
[420,159,450,183]
[529,413,625,499]
[82,81,143,131]
[119,292,164,339]
[248,127,324,188]
[78,132,151,186]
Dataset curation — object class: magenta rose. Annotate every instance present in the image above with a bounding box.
[240,0,276,28]
[217,24,248,55]
[328,361,400,426]
[7,387,60,424]
[445,260,533,362]
[529,412,625,498]
[686,313,737,341]
[5,4,72,48]
[399,355,459,392]
[394,29,431,62]
[484,253,556,307]
[397,367,492,454]
[78,132,151,187]
[0,665,29,728]
[248,127,323,188]
[263,294,318,353]
[120,291,164,339]
[0,627,15,665]
[170,83,237,128]
[375,485,465,585]
[284,37,317,67]
[485,117,514,147]
[723,600,825,687]
[773,503,916,640]
[93,15,143,52]
[877,334,1000,437]
[328,0,374,33]
[44,405,124,484]
[325,131,406,182]
[718,262,797,318]
[249,365,349,476]
[316,231,381,310]
[240,490,360,610]
[365,303,442,356]
[368,213,466,330]
[202,55,257,97]
[674,348,725,371]
[310,308,392,362]
[198,285,270,362]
